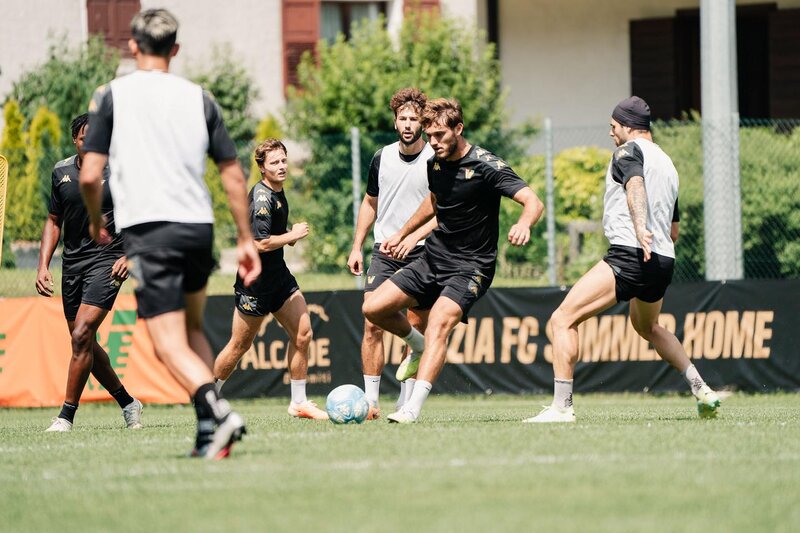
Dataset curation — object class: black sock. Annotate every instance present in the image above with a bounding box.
[110,386,135,408]
[59,402,78,423]
[193,383,232,424]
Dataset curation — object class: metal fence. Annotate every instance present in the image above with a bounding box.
[1,118,799,297]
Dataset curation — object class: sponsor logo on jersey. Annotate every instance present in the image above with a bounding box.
[464,169,475,180]
[60,176,71,183]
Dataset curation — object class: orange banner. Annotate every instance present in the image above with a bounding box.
[0,295,189,407]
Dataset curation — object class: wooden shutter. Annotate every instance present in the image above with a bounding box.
[282,0,320,93]
[87,0,140,55]
[404,0,440,15]
[769,8,800,118]
[629,18,676,120]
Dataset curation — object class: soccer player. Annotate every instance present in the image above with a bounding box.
[524,96,720,423]
[347,87,436,420]
[213,139,328,420]
[363,98,544,423]
[37,113,142,432]
[80,8,261,458]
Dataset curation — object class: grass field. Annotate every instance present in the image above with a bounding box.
[3,393,799,532]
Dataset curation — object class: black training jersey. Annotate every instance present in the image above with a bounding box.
[48,155,123,274]
[425,145,527,274]
[235,181,289,293]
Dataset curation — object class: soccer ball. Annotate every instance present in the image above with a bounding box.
[326,384,370,424]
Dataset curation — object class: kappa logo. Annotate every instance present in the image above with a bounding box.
[433,162,441,171]
[60,176,71,183]
[476,148,487,157]
[256,194,268,202]
[257,206,269,216]
[495,160,507,170]
[465,169,475,180]
[615,147,630,160]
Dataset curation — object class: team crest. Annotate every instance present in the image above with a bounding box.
[465,169,475,180]
[467,281,480,296]
[60,176,71,183]
[276,200,282,209]
[239,294,257,312]
[433,162,441,171]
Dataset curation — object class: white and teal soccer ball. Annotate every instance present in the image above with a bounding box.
[326,385,370,424]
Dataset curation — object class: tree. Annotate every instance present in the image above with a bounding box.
[285,13,534,270]
[8,36,118,155]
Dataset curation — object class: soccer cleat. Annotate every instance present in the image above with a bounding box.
[395,349,422,382]
[522,405,576,423]
[387,408,417,424]
[45,417,73,432]
[366,400,381,421]
[695,385,721,419]
[122,398,144,429]
[288,400,329,420]
[204,412,246,460]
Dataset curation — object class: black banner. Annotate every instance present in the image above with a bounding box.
[204,280,800,398]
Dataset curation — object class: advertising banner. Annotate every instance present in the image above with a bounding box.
[1,280,797,406]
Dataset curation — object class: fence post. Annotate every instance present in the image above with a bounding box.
[701,0,743,280]
[544,118,556,286]
[350,127,363,289]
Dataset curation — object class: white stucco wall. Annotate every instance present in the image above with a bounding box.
[0,0,85,106]
[499,0,800,129]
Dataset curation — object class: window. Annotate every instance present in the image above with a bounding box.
[321,1,387,44]
[630,3,800,119]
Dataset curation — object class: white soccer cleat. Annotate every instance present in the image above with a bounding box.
[695,385,721,419]
[45,417,73,432]
[522,405,576,424]
[122,398,144,429]
[387,408,417,424]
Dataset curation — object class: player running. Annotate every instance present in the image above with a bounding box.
[347,87,436,420]
[363,98,544,423]
[524,96,720,423]
[80,8,260,458]
[38,113,142,432]
[213,139,328,420]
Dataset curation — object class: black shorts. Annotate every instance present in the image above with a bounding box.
[122,222,216,318]
[389,251,492,323]
[603,245,674,303]
[365,243,425,291]
[61,258,123,321]
[235,268,300,317]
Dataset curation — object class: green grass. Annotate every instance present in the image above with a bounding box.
[3,393,799,532]
[0,268,548,297]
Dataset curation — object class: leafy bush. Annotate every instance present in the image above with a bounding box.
[7,36,118,155]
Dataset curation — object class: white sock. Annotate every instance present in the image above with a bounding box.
[404,378,417,406]
[682,364,706,395]
[401,327,425,353]
[553,379,574,409]
[290,379,307,404]
[403,379,431,418]
[397,381,407,409]
[363,375,381,404]
[215,379,225,394]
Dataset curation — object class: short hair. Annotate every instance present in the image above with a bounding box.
[420,98,463,129]
[70,113,89,139]
[254,139,288,168]
[390,87,427,117]
[130,9,179,57]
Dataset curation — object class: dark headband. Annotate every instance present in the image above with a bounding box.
[612,96,651,131]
